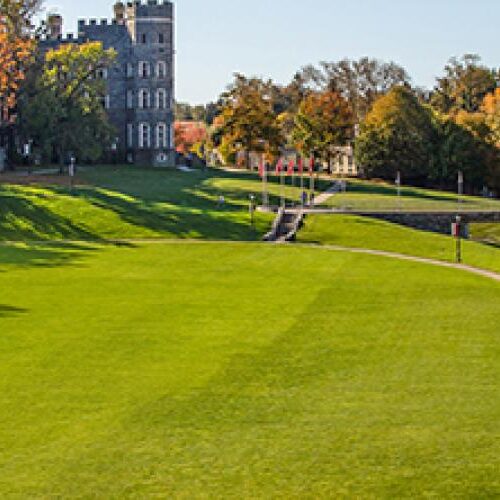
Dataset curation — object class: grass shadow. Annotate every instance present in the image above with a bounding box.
[0,304,28,318]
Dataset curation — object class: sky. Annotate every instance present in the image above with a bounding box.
[38,0,499,104]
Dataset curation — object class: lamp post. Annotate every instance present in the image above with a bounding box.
[396,170,401,211]
[249,194,256,226]
[68,155,76,190]
[457,170,464,209]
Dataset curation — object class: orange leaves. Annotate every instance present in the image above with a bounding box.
[482,88,500,115]
[0,15,34,122]
[174,121,207,154]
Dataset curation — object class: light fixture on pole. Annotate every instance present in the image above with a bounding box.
[458,170,464,208]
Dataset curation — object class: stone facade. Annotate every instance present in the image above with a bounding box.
[39,1,175,166]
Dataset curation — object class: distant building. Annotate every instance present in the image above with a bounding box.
[331,146,358,177]
[38,1,175,165]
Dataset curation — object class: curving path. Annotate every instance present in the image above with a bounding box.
[1,238,499,282]
[298,243,500,282]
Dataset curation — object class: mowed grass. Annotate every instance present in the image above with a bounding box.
[0,166,322,242]
[321,178,500,211]
[297,215,500,273]
[0,241,499,497]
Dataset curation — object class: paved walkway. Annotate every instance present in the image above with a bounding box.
[312,182,341,206]
[2,239,498,282]
[307,243,500,282]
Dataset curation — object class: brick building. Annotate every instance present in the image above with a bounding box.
[39,1,175,165]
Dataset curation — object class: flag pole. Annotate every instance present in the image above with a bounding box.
[262,156,268,209]
[281,165,285,208]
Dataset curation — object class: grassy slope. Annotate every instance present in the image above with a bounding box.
[0,166,323,242]
[297,215,500,273]
[321,178,500,211]
[0,242,499,497]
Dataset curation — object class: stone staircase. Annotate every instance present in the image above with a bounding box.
[264,209,304,242]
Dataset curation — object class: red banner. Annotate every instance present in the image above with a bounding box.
[287,159,295,176]
[275,158,283,175]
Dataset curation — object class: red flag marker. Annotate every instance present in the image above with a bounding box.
[287,159,295,176]
[275,158,283,175]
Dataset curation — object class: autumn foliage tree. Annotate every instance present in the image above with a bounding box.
[216,74,282,168]
[431,55,498,114]
[292,90,354,164]
[174,121,207,155]
[355,86,436,181]
[0,0,39,126]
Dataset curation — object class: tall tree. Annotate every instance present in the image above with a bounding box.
[292,90,354,164]
[0,0,40,127]
[18,42,117,164]
[431,54,498,114]
[215,74,282,168]
[299,58,410,123]
[355,86,436,181]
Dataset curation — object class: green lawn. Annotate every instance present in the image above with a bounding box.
[321,178,500,211]
[297,215,500,273]
[0,241,499,497]
[0,166,323,242]
[1,167,499,496]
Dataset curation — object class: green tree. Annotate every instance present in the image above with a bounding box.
[18,41,116,165]
[355,86,436,181]
[292,90,354,166]
[436,114,489,189]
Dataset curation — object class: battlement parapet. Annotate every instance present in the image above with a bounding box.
[36,33,82,44]
[126,0,173,18]
[78,18,123,28]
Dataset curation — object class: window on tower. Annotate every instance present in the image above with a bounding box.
[156,61,167,79]
[156,123,167,149]
[139,61,150,78]
[158,33,164,44]
[139,123,151,149]
[139,89,150,109]
[156,89,167,109]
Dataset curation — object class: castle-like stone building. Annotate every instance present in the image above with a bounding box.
[39,1,175,165]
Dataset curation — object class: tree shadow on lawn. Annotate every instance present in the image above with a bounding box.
[0,191,104,242]
[0,242,103,272]
[79,166,318,207]
[0,304,28,318]
[74,188,268,241]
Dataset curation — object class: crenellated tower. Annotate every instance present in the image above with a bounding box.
[40,1,176,166]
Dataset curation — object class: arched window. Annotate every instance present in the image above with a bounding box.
[156,61,167,78]
[127,90,134,109]
[156,89,167,109]
[138,89,150,109]
[156,122,167,149]
[138,61,150,78]
[139,123,151,149]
